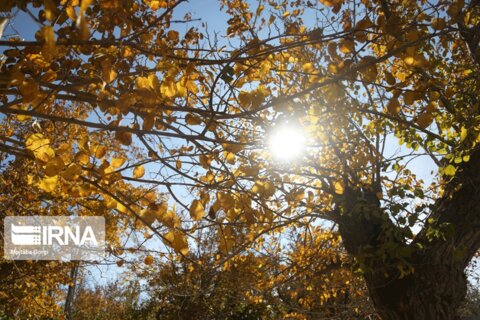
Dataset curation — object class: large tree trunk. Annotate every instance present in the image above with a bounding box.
[338,202,472,320]
[364,263,467,320]
[336,146,480,319]
[335,3,480,319]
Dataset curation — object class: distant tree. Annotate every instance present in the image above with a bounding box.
[71,279,145,320]
[138,227,376,320]
[1,0,480,319]
[458,284,480,320]
[0,158,72,319]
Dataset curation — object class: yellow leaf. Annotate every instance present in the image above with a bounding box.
[339,39,355,54]
[403,91,415,105]
[163,230,189,255]
[416,112,434,129]
[287,189,305,201]
[115,131,132,146]
[102,64,117,83]
[222,143,243,154]
[190,199,205,221]
[80,0,93,11]
[217,192,235,211]
[199,154,211,168]
[143,114,155,131]
[144,255,154,265]
[403,55,415,66]
[66,5,77,21]
[252,181,264,194]
[355,17,374,31]
[161,80,176,98]
[256,4,264,16]
[41,69,57,82]
[444,164,456,176]
[218,226,235,254]
[403,53,428,68]
[319,0,336,6]
[334,181,345,195]
[76,12,89,40]
[133,165,145,178]
[387,98,401,115]
[19,79,40,103]
[26,133,55,162]
[37,175,57,193]
[263,181,275,197]
[185,113,202,125]
[44,0,57,22]
[116,201,128,213]
[302,62,314,73]
[185,80,198,93]
[139,208,156,225]
[175,82,187,97]
[460,127,468,142]
[145,0,168,10]
[61,163,82,180]
[238,91,251,108]
[153,202,168,219]
[75,151,90,165]
[95,145,107,158]
[157,209,180,228]
[111,157,126,168]
[136,75,155,90]
[359,56,378,83]
[44,156,65,177]
[432,18,446,30]
[225,152,235,164]
[167,30,179,41]
[384,71,395,85]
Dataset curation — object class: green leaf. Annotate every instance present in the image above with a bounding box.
[444,164,456,176]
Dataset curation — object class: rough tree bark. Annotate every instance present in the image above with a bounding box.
[336,146,480,319]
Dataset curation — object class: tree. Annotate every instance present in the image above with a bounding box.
[113,227,376,319]
[0,157,74,318]
[71,279,145,320]
[458,284,480,319]
[1,0,480,319]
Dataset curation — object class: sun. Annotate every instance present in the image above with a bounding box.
[268,125,306,162]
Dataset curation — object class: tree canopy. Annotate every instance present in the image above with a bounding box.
[1,0,480,319]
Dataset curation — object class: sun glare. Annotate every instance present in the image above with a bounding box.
[268,125,306,162]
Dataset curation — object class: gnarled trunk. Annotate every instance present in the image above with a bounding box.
[364,264,467,320]
[336,146,480,319]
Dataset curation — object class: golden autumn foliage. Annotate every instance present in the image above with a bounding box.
[137,228,376,320]
[1,0,480,318]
